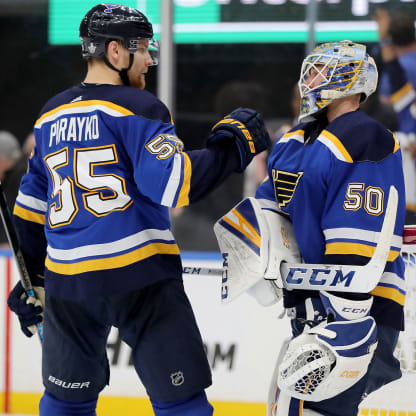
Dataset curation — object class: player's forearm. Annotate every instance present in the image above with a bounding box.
[380,42,396,63]
[13,215,47,279]
[383,58,413,100]
[186,143,240,203]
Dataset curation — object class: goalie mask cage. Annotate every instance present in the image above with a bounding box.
[359,226,416,416]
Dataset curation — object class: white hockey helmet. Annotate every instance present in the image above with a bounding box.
[298,40,378,122]
[278,317,378,402]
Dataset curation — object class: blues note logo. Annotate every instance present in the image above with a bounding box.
[272,169,303,209]
[103,4,120,14]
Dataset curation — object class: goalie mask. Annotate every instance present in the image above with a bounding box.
[278,317,378,401]
[298,40,378,122]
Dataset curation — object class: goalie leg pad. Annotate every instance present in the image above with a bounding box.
[268,338,291,416]
[269,390,304,416]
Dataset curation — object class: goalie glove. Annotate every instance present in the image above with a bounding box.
[7,276,44,338]
[207,108,271,172]
[293,292,373,332]
[278,316,377,401]
[279,291,377,401]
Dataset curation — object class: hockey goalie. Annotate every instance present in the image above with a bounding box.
[214,41,406,416]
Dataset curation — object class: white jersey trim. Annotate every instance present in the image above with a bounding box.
[317,135,350,162]
[393,88,416,113]
[47,228,175,261]
[15,191,48,213]
[324,227,402,250]
[379,271,406,292]
[35,105,129,129]
[278,133,304,144]
[161,153,182,207]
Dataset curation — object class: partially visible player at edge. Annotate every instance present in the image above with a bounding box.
[6,4,270,416]
[264,40,405,416]
[218,41,405,415]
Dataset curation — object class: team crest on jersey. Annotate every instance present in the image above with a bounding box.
[272,169,303,208]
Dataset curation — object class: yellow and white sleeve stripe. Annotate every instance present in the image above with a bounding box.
[13,191,47,225]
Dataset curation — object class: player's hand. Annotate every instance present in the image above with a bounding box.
[292,297,326,334]
[208,108,271,172]
[7,281,44,337]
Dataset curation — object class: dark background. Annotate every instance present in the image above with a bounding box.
[0,12,305,145]
[0,4,394,251]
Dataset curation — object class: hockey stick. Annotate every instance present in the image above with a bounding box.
[0,182,43,340]
[182,185,398,293]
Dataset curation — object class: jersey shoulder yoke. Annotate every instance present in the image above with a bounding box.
[38,84,173,125]
[320,110,399,163]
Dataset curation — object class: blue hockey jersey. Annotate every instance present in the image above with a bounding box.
[14,83,239,300]
[256,110,406,330]
[380,53,416,135]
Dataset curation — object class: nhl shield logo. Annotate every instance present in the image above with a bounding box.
[170,371,184,386]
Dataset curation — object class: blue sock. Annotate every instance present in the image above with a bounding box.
[39,390,97,416]
[150,391,213,416]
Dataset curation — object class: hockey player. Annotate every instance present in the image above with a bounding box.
[5,4,270,416]
[376,8,416,135]
[214,41,406,415]
[375,8,416,223]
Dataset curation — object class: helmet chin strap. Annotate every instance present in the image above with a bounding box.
[103,53,134,86]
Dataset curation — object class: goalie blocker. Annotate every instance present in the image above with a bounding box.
[213,197,301,306]
[213,186,397,304]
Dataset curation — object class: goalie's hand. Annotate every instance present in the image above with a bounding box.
[292,297,326,334]
[208,108,271,172]
[7,281,44,337]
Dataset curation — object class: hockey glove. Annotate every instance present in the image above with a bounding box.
[207,108,271,172]
[319,291,373,321]
[290,296,326,335]
[279,315,377,401]
[7,278,44,338]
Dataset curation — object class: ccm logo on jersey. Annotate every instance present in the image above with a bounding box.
[286,268,354,287]
[48,375,90,389]
[340,370,360,379]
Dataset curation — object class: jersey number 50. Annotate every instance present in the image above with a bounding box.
[44,145,132,228]
[343,183,384,216]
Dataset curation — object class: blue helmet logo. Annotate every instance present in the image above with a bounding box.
[103,4,121,14]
